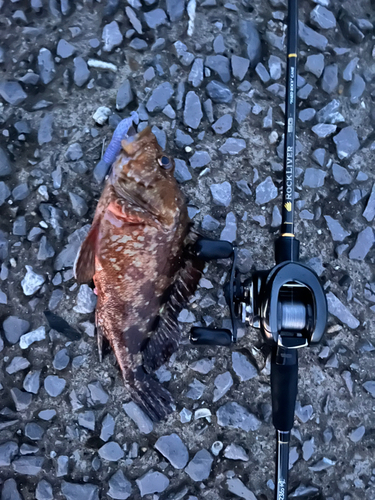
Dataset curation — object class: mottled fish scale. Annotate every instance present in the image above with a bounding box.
[75,127,204,421]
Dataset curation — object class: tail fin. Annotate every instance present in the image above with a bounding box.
[126,366,175,422]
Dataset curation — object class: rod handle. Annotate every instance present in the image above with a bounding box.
[194,239,234,260]
[271,347,298,432]
[190,327,232,346]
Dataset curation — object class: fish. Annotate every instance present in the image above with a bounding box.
[74,127,204,421]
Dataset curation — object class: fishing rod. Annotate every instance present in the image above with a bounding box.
[190,0,328,497]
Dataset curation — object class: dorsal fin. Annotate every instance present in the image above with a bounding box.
[74,223,99,283]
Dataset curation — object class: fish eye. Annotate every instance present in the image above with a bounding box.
[158,156,172,169]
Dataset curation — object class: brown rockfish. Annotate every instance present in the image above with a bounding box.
[74,127,203,421]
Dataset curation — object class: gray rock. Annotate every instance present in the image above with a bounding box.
[363,183,375,222]
[136,470,169,496]
[224,443,249,461]
[188,58,204,88]
[231,55,250,81]
[236,248,253,273]
[217,402,261,431]
[297,83,313,100]
[263,107,273,129]
[363,381,375,398]
[190,357,215,374]
[61,482,99,500]
[348,425,365,443]
[309,457,335,472]
[155,433,189,469]
[21,266,44,296]
[38,48,55,84]
[235,100,251,124]
[256,62,271,83]
[214,34,226,53]
[0,149,12,177]
[219,138,246,155]
[11,387,32,411]
[13,216,26,236]
[0,441,18,466]
[166,0,184,21]
[350,74,365,104]
[299,21,328,51]
[123,401,153,434]
[99,442,124,461]
[88,381,109,405]
[343,57,359,82]
[48,289,63,310]
[302,437,315,461]
[144,8,167,28]
[129,38,148,50]
[269,55,282,80]
[205,55,231,83]
[74,284,97,314]
[333,127,360,160]
[0,81,27,105]
[116,80,133,111]
[326,292,360,328]
[220,212,237,243]
[147,82,174,112]
[332,164,352,185]
[239,20,262,67]
[151,126,166,149]
[65,143,83,161]
[310,5,336,29]
[23,370,41,394]
[57,39,75,58]
[210,181,232,207]
[303,168,326,188]
[255,176,278,205]
[100,413,115,442]
[206,80,233,103]
[73,57,90,87]
[36,480,53,500]
[44,375,66,397]
[324,216,350,242]
[125,6,142,34]
[316,99,344,124]
[236,179,251,197]
[12,456,44,475]
[184,91,203,129]
[232,352,257,381]
[175,129,193,148]
[25,422,44,440]
[1,479,22,500]
[53,349,70,370]
[321,64,338,94]
[304,53,324,78]
[38,113,53,145]
[202,215,220,231]
[28,227,44,242]
[108,470,132,500]
[312,124,337,139]
[37,236,55,261]
[54,224,90,270]
[174,41,194,66]
[12,183,29,201]
[212,114,232,134]
[186,378,206,399]
[185,450,213,481]
[299,108,316,122]
[349,227,374,260]
[226,478,257,500]
[0,230,8,260]
[189,151,211,169]
[312,148,327,167]
[78,411,95,430]
[295,401,313,423]
[57,455,69,477]
[102,21,123,52]
[69,192,88,217]
[6,356,30,374]
[174,159,192,182]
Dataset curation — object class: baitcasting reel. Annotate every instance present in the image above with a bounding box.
[190,235,327,352]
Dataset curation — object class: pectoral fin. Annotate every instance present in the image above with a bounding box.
[74,223,99,283]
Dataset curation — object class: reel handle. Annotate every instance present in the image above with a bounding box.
[190,327,232,346]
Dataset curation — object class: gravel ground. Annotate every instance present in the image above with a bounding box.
[1,0,375,499]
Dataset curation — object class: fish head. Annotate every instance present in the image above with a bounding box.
[110,127,182,225]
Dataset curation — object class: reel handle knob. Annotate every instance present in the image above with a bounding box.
[194,239,234,260]
[190,327,232,346]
